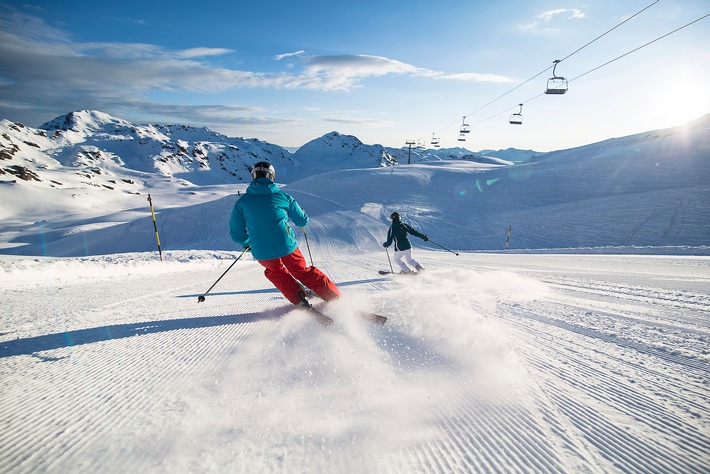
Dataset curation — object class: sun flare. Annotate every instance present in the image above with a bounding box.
[654,71,710,126]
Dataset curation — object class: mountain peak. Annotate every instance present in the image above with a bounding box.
[39,110,131,133]
[301,131,363,147]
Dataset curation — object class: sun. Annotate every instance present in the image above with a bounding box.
[654,70,710,126]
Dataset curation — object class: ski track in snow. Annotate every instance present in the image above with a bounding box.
[1,251,709,473]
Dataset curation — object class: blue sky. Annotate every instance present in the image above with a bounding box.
[0,1,708,151]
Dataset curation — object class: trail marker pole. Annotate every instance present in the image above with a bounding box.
[505,225,512,250]
[147,194,163,261]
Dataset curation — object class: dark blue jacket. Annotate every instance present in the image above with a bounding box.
[384,220,427,251]
[229,179,308,260]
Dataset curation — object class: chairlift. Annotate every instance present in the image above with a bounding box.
[545,60,568,95]
[457,133,466,142]
[509,104,523,125]
[459,116,471,134]
[431,134,440,147]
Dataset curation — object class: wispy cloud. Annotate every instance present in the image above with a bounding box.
[133,102,266,121]
[275,50,305,60]
[0,4,70,43]
[324,116,396,128]
[518,8,586,34]
[176,47,235,58]
[432,72,513,83]
[297,54,514,90]
[131,102,296,129]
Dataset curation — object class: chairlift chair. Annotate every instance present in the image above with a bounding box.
[509,104,523,125]
[458,133,466,142]
[545,60,568,95]
[459,116,471,134]
[431,134,440,147]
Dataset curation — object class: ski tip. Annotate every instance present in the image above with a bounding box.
[300,305,334,327]
[313,312,334,327]
[357,312,388,325]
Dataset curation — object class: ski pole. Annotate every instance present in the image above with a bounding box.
[302,228,314,266]
[385,246,394,273]
[427,239,459,256]
[197,247,249,303]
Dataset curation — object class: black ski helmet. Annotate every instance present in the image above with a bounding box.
[390,212,400,221]
[251,161,275,181]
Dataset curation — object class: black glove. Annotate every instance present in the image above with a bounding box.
[423,235,429,241]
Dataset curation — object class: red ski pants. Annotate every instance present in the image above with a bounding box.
[258,248,341,304]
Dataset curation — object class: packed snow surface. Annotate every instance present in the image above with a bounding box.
[1,251,708,473]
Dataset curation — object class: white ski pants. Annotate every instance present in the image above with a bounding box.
[393,248,420,272]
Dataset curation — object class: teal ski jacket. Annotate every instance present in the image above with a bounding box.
[229,178,308,261]
[383,220,427,251]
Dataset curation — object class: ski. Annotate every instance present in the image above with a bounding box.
[378,270,417,276]
[298,305,386,327]
[302,305,334,327]
[357,311,387,325]
[297,289,386,327]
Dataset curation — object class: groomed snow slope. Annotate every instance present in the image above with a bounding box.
[1,250,708,473]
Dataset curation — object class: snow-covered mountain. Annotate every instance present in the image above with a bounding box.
[0,110,293,202]
[36,110,297,185]
[1,110,708,256]
[0,110,296,220]
[293,131,398,173]
[0,110,528,222]
[1,111,530,194]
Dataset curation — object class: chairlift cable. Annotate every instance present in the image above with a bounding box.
[558,0,660,64]
[429,65,552,136]
[463,66,552,118]
[569,12,710,83]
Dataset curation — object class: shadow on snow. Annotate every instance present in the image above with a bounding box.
[0,310,288,359]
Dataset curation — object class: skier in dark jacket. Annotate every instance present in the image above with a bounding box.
[383,212,428,273]
[229,161,341,307]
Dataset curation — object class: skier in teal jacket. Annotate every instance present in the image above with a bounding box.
[383,212,428,273]
[229,162,341,305]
